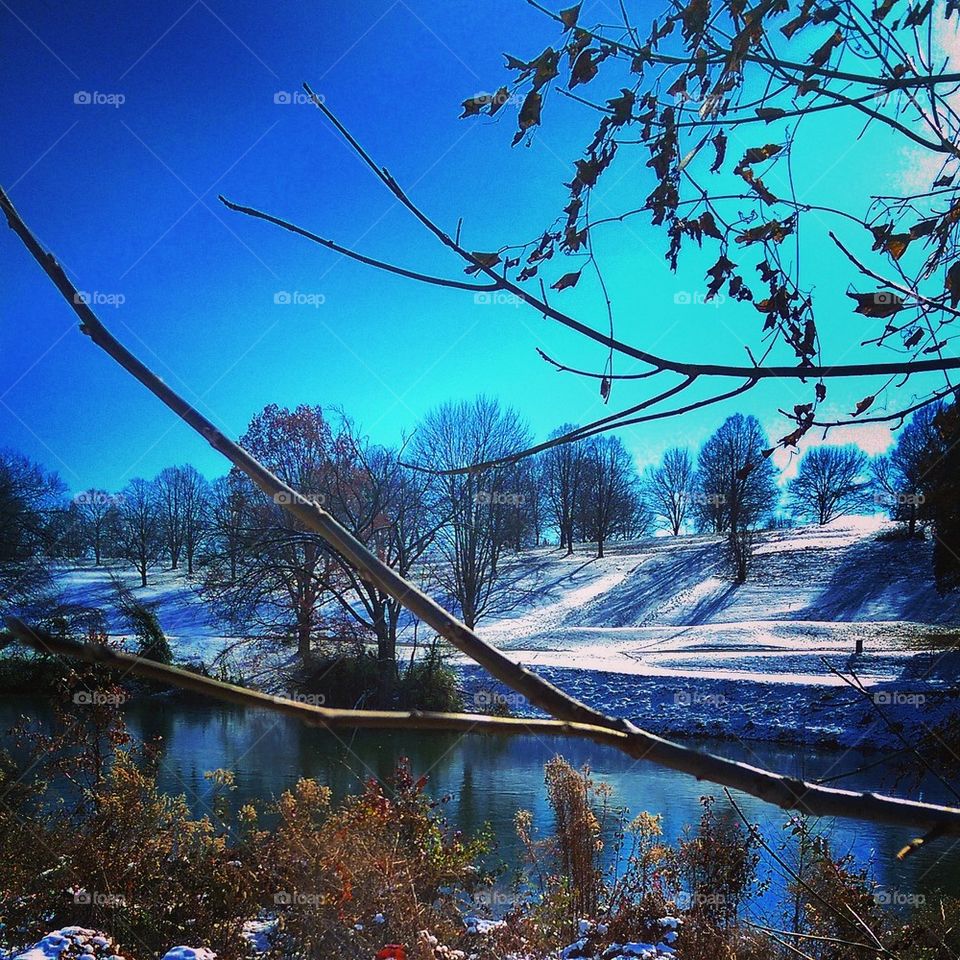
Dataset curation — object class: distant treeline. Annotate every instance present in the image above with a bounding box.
[2,397,957,675]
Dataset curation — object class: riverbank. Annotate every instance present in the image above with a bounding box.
[457,660,960,750]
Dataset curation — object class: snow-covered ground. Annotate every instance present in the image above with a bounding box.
[473,516,959,681]
[6,919,681,960]
[48,517,960,746]
[456,518,960,747]
[51,564,298,687]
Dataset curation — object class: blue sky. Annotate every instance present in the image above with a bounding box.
[0,0,944,491]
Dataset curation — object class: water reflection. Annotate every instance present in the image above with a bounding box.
[2,696,956,916]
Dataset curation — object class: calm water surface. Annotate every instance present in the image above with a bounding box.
[2,695,957,917]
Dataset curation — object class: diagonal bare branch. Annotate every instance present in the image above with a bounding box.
[218,195,499,292]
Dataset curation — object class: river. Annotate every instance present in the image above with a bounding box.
[1,695,956,918]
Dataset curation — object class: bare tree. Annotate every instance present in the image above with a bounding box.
[691,475,727,535]
[696,415,778,581]
[0,450,65,613]
[495,457,544,552]
[73,489,120,566]
[203,404,339,661]
[114,478,162,588]
[579,435,642,558]
[154,464,210,573]
[49,497,88,562]
[541,425,588,554]
[178,465,211,575]
[155,466,186,570]
[872,405,941,535]
[205,487,341,662]
[644,447,694,536]
[322,416,441,701]
[414,396,532,628]
[209,474,250,583]
[789,445,871,525]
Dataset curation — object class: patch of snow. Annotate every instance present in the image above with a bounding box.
[464,915,507,935]
[11,930,123,960]
[240,919,275,955]
[160,949,216,960]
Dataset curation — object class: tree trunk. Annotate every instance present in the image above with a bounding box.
[374,602,394,706]
[297,614,312,661]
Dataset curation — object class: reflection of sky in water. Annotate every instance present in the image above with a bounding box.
[4,697,957,921]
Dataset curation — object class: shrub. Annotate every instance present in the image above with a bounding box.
[678,796,761,933]
[126,602,173,665]
[0,697,256,959]
[299,643,462,712]
[111,577,173,665]
[259,760,491,957]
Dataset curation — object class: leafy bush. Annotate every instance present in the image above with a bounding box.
[0,695,256,959]
[679,796,761,932]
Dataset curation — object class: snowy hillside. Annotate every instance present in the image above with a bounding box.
[454,517,960,746]
[470,517,960,686]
